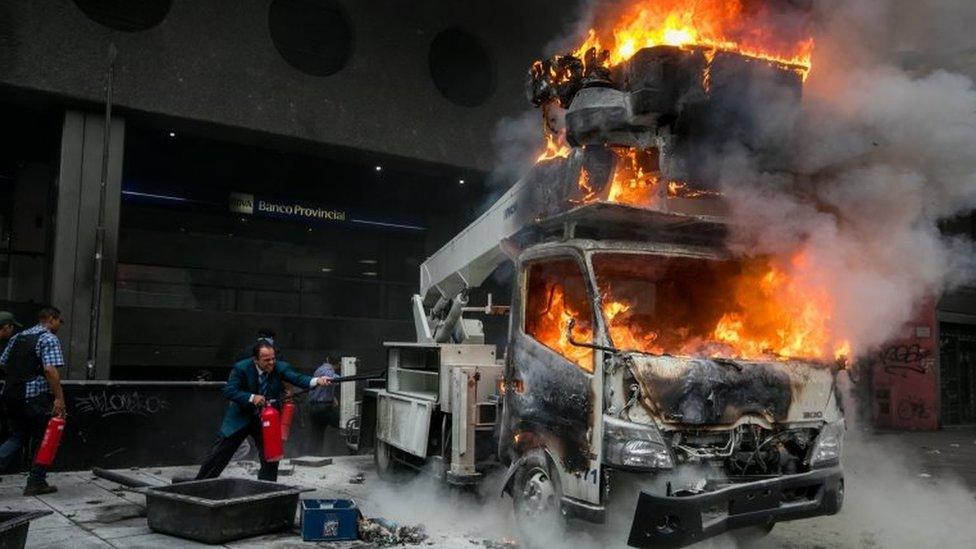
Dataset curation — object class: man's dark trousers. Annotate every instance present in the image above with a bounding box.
[0,394,52,485]
[195,416,278,481]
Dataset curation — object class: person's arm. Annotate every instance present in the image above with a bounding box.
[43,366,65,417]
[37,335,66,416]
[221,364,257,407]
[0,336,13,368]
[278,362,325,388]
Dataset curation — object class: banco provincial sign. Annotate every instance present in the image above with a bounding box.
[229,192,346,224]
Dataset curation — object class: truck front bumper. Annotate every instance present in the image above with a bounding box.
[628,465,843,548]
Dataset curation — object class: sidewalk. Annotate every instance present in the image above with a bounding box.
[1,427,975,548]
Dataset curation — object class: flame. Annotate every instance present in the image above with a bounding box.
[573,148,720,205]
[606,148,660,207]
[527,282,594,372]
[709,255,843,359]
[667,180,722,199]
[537,130,571,162]
[574,0,813,78]
[577,166,597,202]
[594,253,850,362]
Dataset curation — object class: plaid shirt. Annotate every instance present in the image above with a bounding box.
[0,325,65,398]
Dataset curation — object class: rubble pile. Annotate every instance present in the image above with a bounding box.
[358,517,428,546]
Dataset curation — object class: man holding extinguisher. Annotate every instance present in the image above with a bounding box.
[0,306,67,496]
[195,341,331,482]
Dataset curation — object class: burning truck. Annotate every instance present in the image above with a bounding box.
[368,2,844,547]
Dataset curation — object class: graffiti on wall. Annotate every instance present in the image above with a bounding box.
[897,395,932,421]
[74,390,170,418]
[879,343,932,375]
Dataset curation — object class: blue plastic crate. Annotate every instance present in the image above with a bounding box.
[300,499,360,542]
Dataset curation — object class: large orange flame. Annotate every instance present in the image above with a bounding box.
[574,0,813,78]
[594,253,851,362]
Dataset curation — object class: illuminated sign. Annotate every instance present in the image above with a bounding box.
[229,193,347,224]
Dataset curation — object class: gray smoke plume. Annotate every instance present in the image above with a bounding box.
[718,0,976,358]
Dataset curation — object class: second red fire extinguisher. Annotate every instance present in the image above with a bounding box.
[34,416,66,467]
[260,405,284,462]
[280,401,296,442]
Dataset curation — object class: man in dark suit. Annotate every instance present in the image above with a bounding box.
[195,341,331,481]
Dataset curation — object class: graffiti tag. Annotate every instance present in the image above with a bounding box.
[897,396,931,421]
[879,344,931,375]
[74,391,170,418]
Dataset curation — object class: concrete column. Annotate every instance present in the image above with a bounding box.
[339,356,357,434]
[51,111,124,379]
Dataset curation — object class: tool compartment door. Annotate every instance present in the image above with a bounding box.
[375,390,434,457]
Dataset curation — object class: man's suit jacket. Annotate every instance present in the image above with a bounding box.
[219,358,313,437]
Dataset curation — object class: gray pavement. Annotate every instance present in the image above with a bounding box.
[1,427,975,548]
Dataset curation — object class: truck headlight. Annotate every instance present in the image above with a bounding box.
[603,416,673,470]
[808,419,845,468]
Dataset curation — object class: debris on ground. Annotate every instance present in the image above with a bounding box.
[93,502,146,523]
[349,472,365,484]
[290,456,333,467]
[481,540,519,549]
[358,517,427,546]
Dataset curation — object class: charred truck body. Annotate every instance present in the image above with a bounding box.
[370,44,844,548]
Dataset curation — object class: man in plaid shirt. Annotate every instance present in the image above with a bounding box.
[0,306,67,495]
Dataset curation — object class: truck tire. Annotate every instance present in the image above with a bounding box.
[512,452,562,547]
[374,440,402,480]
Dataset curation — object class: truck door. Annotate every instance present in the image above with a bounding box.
[504,253,604,505]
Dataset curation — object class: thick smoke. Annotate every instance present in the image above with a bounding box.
[719,0,976,358]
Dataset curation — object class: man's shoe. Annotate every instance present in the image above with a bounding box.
[23,483,57,496]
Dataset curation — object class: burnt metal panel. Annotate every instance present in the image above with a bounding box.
[631,358,793,425]
[502,334,593,473]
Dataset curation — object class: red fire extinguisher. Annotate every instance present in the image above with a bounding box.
[34,416,66,466]
[260,405,284,462]
[280,401,296,442]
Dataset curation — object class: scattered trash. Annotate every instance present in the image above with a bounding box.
[349,473,366,484]
[919,473,932,478]
[359,517,427,546]
[926,449,941,455]
[950,443,960,448]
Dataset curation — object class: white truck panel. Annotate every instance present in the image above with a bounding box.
[375,390,434,458]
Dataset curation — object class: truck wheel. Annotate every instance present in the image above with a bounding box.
[512,452,562,546]
[374,440,401,480]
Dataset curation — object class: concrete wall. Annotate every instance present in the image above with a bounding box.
[0,0,570,172]
[52,112,125,380]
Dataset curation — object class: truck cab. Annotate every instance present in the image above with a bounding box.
[498,233,845,547]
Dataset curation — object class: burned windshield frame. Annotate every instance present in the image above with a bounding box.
[520,252,597,372]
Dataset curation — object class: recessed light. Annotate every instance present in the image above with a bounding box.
[458,179,465,185]
[374,165,383,172]
[358,259,378,264]
[168,132,176,138]
[320,267,333,273]
[362,271,378,276]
